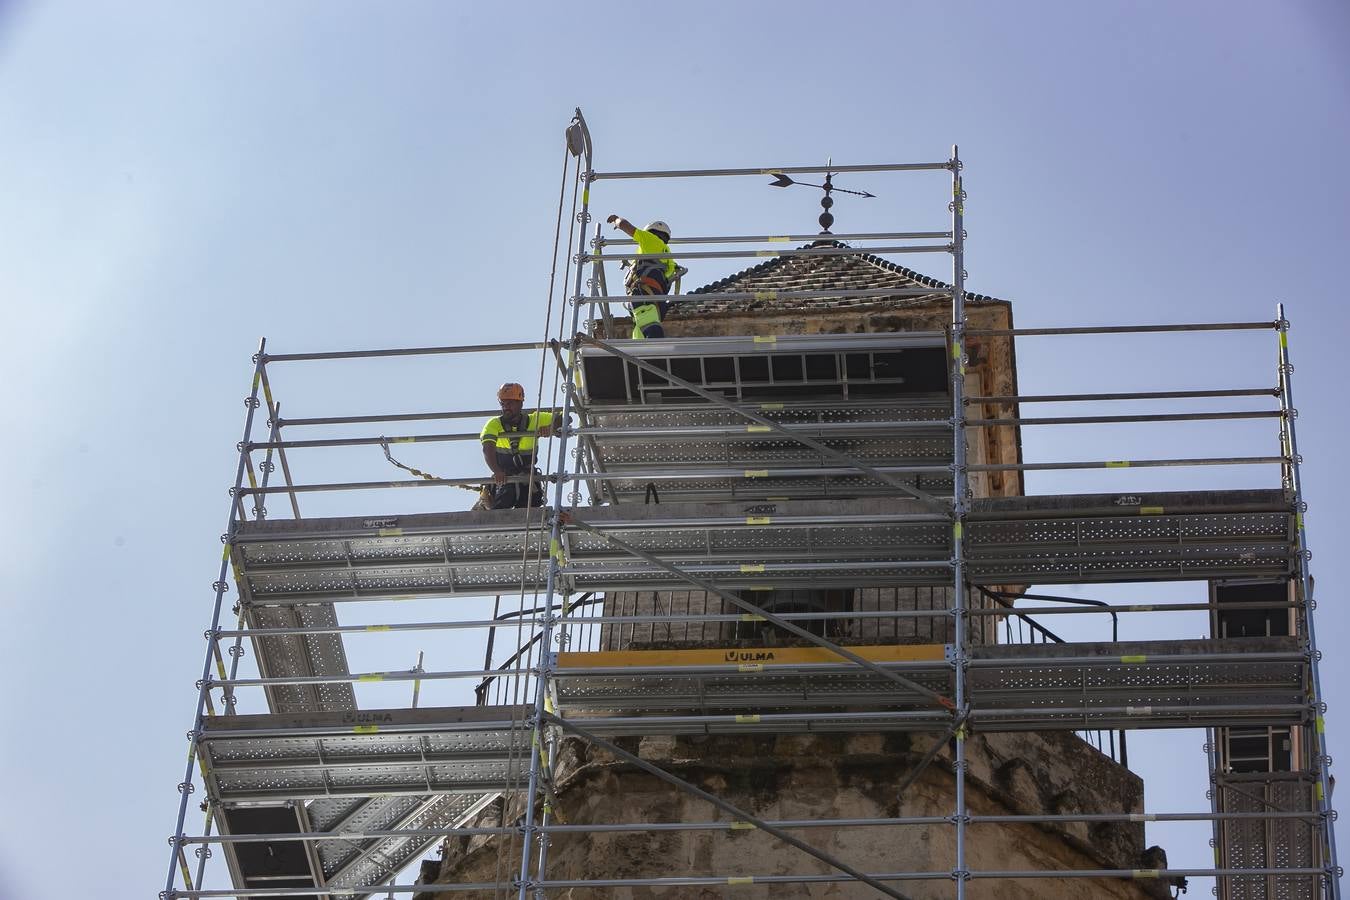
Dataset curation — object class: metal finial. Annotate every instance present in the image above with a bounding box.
[767,158,874,236]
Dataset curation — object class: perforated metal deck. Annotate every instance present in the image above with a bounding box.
[228,491,1293,605]
[1216,772,1320,898]
[202,705,531,896]
[552,637,1308,733]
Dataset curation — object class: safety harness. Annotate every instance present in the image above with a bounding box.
[624,258,671,296]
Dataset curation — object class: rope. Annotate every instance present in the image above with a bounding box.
[377,437,489,503]
[492,134,580,899]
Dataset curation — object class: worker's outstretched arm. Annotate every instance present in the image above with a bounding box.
[606,214,637,237]
[481,442,508,485]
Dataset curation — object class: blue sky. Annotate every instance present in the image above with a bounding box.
[1,2,1348,897]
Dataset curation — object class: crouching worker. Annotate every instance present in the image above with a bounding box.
[607,214,676,339]
[480,382,555,510]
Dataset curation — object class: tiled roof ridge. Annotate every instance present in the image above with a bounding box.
[688,238,1001,304]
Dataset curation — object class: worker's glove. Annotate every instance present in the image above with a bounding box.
[493,471,509,486]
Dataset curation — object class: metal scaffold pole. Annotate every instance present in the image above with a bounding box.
[949,145,971,899]
[162,338,268,900]
[515,107,593,900]
[1275,303,1343,899]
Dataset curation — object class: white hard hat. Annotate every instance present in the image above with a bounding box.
[645,220,671,238]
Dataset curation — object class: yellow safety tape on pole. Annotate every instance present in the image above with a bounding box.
[767,236,789,243]
[1132,869,1160,879]
[752,335,777,345]
[1121,655,1147,663]
[759,403,784,411]
[746,425,771,433]
[359,673,385,682]
[1139,506,1164,515]
[953,521,963,539]
[1106,460,1131,468]
[739,613,766,622]
[735,714,761,724]
[756,250,776,257]
[729,820,757,830]
[746,585,774,592]
[740,564,765,573]
[739,663,764,672]
[745,516,771,525]
[378,527,403,537]
[178,848,195,891]
[744,469,769,478]
[754,290,779,300]
[365,624,391,632]
[354,725,379,734]
[728,876,754,885]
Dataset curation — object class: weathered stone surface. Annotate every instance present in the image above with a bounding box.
[419,731,1169,900]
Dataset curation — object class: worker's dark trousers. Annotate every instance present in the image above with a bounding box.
[489,481,545,510]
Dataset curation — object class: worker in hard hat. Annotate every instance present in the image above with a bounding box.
[480,383,555,509]
[607,214,678,339]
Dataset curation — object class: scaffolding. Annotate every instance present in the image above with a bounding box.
[162,110,1341,899]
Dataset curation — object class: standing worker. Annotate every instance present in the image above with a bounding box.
[480,383,555,510]
[607,214,677,339]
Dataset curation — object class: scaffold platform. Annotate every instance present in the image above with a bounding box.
[227,489,1293,607]
[201,705,527,895]
[551,637,1307,732]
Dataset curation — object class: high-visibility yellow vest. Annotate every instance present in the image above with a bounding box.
[480,411,554,467]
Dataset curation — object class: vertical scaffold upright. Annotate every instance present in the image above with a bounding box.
[162,109,1341,899]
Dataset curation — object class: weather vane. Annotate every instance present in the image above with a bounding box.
[768,158,875,234]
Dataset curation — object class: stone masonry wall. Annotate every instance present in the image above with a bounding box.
[420,730,1170,900]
